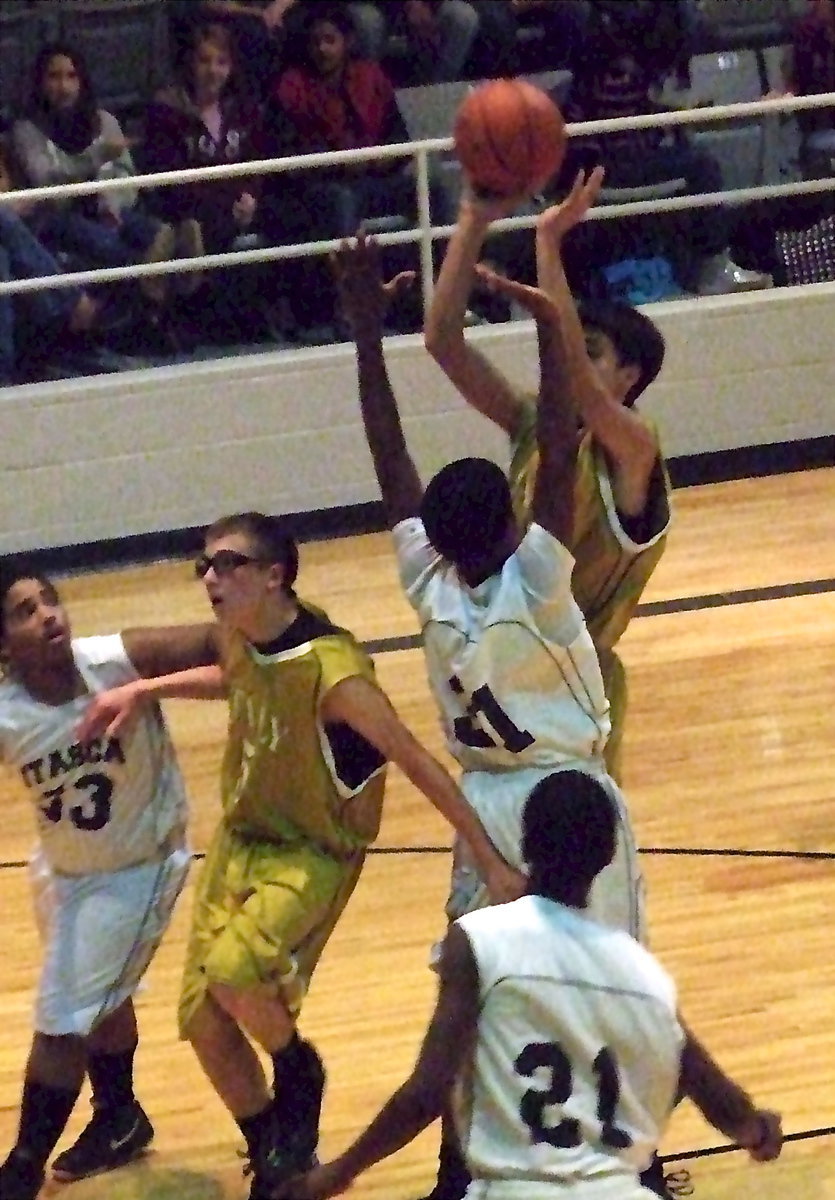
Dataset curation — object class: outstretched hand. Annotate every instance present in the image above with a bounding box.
[77,681,147,743]
[537,165,606,242]
[473,263,558,325]
[331,233,415,339]
[273,1159,354,1200]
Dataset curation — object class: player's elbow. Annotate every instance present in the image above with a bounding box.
[397,1074,448,1126]
[424,321,462,364]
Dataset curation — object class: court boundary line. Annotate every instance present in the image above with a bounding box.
[363,575,835,656]
[661,1123,835,1163]
[3,844,834,872]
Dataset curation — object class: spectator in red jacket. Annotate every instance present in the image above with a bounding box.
[272,2,448,235]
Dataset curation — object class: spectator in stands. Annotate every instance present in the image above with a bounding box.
[466,0,591,79]
[561,2,773,296]
[346,1,481,84]
[144,19,265,282]
[771,0,835,177]
[150,18,341,332]
[167,0,295,101]
[0,197,107,386]
[272,3,439,234]
[12,44,176,307]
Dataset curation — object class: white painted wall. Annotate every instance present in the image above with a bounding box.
[2,282,834,553]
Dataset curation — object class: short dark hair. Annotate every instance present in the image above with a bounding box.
[420,458,513,570]
[0,558,52,639]
[204,512,299,592]
[521,770,617,891]
[578,299,665,406]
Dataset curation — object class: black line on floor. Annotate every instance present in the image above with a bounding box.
[7,844,835,874]
[642,846,835,860]
[636,575,835,617]
[364,577,835,656]
[662,1123,835,1163]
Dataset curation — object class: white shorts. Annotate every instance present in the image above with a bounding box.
[34,847,191,1036]
[445,763,645,940]
[466,1176,658,1200]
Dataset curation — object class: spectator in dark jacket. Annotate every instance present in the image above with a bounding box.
[144,21,265,265]
[773,0,835,176]
[560,3,773,296]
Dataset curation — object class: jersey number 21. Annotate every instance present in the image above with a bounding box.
[449,676,534,753]
[516,1040,632,1150]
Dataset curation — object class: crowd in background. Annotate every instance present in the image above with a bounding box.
[0,0,833,386]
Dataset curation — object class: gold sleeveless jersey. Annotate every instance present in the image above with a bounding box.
[508,407,670,654]
[218,608,387,858]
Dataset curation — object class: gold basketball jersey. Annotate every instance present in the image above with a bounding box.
[509,410,670,654]
[219,617,387,857]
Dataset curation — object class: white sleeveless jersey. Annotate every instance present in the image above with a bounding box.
[455,897,683,1184]
[0,635,188,875]
[393,519,610,772]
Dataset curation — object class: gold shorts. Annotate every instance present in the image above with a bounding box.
[178,822,363,1037]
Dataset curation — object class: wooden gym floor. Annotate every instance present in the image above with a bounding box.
[1,466,834,1200]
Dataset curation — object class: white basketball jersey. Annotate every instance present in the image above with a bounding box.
[0,635,188,875]
[394,519,611,772]
[455,897,683,1184]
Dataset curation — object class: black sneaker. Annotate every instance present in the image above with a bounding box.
[243,1095,323,1197]
[51,1101,154,1181]
[245,1152,318,1200]
[0,1151,45,1200]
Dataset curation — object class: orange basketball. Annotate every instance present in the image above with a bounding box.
[453,79,566,197]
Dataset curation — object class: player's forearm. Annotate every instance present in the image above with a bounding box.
[679,1030,762,1140]
[135,665,228,701]
[330,1076,445,1185]
[400,747,505,882]
[535,227,605,418]
[535,314,577,458]
[355,338,422,524]
[424,205,487,358]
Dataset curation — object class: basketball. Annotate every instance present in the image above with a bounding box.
[453,79,566,197]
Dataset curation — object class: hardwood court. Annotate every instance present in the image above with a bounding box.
[1,467,834,1200]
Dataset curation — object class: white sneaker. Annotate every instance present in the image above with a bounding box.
[695,252,773,295]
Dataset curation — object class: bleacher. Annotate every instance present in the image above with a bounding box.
[0,0,830,388]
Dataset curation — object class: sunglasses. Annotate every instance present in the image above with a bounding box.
[194,550,270,579]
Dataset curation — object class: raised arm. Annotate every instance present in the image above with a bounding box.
[472,265,577,545]
[535,168,659,514]
[424,193,529,438]
[332,236,422,528]
[286,924,479,1199]
[322,675,525,905]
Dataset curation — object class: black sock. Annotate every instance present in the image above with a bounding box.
[271,1034,324,1131]
[237,1103,274,1154]
[14,1079,82,1170]
[87,1046,137,1112]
